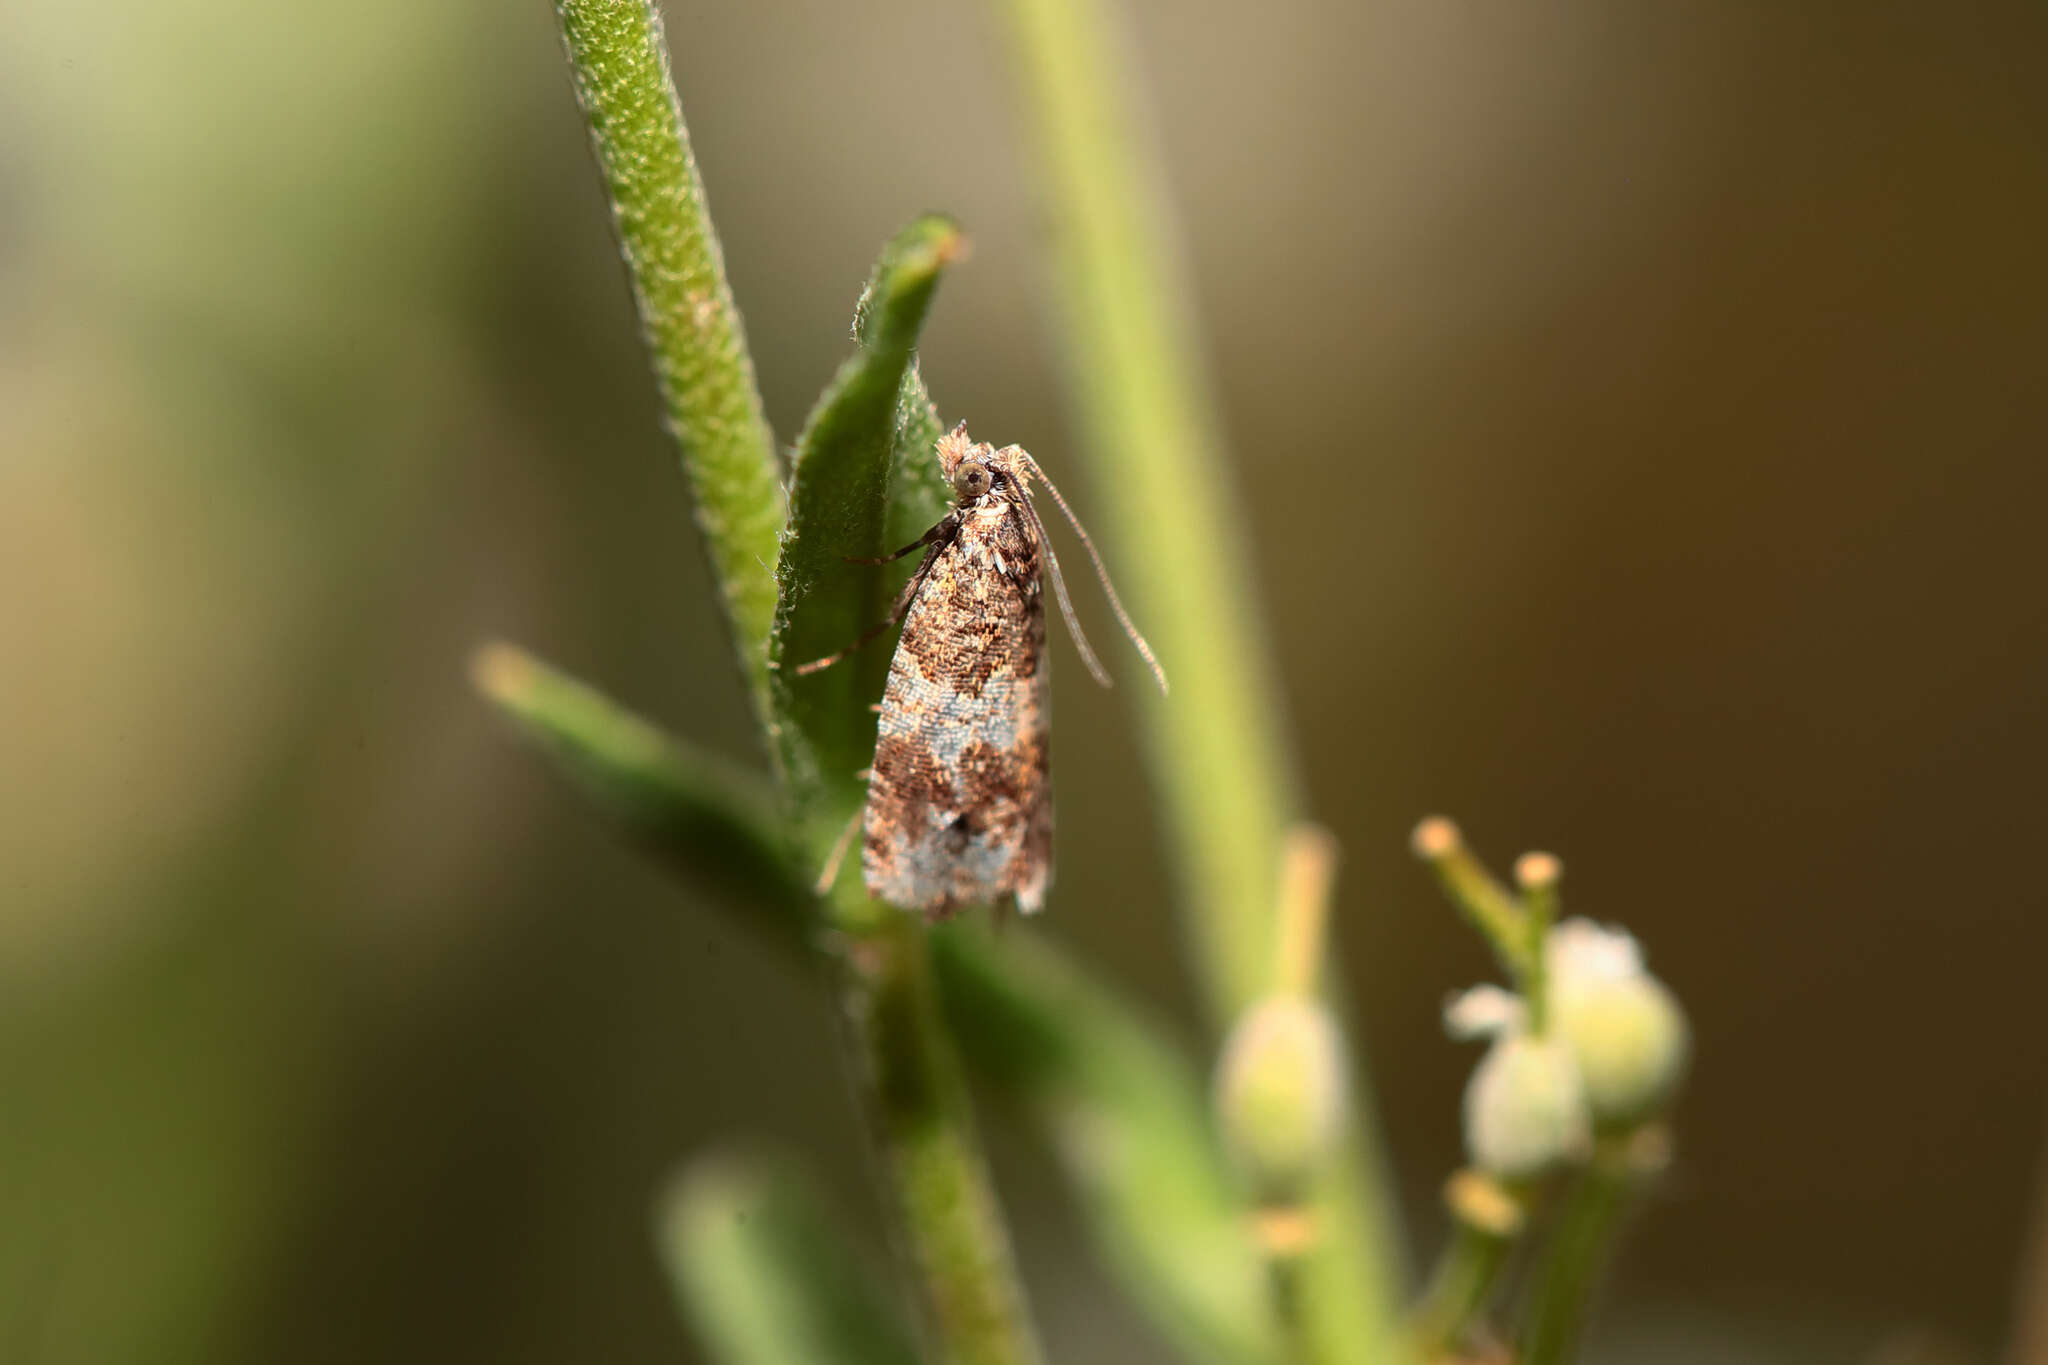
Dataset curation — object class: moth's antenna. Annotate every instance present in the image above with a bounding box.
[1013,488,1115,687]
[1012,449,1169,694]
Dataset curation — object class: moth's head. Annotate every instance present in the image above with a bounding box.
[937,421,1015,505]
[951,461,992,501]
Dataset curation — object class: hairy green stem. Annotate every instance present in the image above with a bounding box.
[554,0,786,725]
[1517,1129,1667,1365]
[993,0,1404,1355]
[839,911,1045,1365]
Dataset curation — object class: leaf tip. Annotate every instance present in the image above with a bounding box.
[471,640,538,709]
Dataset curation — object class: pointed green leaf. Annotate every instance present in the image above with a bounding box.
[769,215,965,839]
[888,360,954,554]
[470,642,812,933]
[658,1151,922,1365]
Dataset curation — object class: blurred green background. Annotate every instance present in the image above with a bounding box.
[4,1,2045,1362]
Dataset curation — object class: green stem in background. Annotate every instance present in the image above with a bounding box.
[995,0,1289,1037]
[554,0,786,726]
[993,0,1405,1355]
[1514,853,1562,1036]
[1410,1171,1528,1361]
[658,1152,921,1365]
[1516,1127,1669,1365]
[837,909,1045,1365]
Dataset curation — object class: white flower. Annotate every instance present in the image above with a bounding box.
[1462,1035,1589,1180]
[1547,918,1689,1129]
[1445,917,1688,1173]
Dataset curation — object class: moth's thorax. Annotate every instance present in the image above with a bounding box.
[954,498,1040,584]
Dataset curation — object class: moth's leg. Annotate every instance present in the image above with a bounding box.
[812,809,863,897]
[792,535,950,677]
[842,513,958,566]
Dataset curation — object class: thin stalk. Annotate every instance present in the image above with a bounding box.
[1411,1225,1512,1361]
[554,0,786,726]
[837,906,1045,1365]
[1410,1170,1527,1361]
[1514,853,1562,1036]
[1262,1241,1309,1365]
[1517,1127,1669,1365]
[1412,819,1529,984]
[993,0,1405,1354]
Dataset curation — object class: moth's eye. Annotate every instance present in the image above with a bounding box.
[953,464,992,499]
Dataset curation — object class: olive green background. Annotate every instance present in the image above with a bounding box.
[3,1,2043,1362]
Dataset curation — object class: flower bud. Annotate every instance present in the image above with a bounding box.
[1546,919,1690,1129]
[1214,996,1348,1203]
[1462,1035,1588,1181]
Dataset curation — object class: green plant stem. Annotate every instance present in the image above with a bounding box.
[838,909,1045,1365]
[1265,1250,1308,1364]
[994,0,1405,1355]
[1409,1170,1526,1361]
[1410,1223,1512,1362]
[1517,1128,1668,1365]
[936,925,1277,1365]
[554,0,786,725]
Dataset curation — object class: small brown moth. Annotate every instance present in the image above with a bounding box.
[797,423,1166,918]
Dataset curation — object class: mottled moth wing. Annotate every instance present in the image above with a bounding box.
[862,497,1051,917]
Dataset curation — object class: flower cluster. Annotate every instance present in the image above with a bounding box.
[1447,919,1689,1181]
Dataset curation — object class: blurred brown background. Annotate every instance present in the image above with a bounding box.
[3,1,2045,1362]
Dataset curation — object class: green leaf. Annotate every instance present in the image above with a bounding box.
[888,360,954,554]
[658,1151,922,1365]
[554,0,787,728]
[469,642,811,935]
[769,215,965,839]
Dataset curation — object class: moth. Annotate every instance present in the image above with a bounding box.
[797,423,1166,918]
